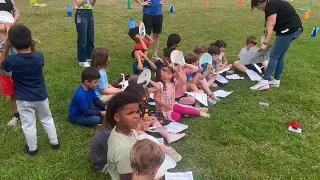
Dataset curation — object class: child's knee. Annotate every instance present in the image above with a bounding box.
[170,112,181,121]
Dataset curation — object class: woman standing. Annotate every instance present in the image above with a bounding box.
[250,0,302,91]
[74,0,96,67]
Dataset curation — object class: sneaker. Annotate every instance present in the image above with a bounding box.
[51,140,60,150]
[86,59,91,63]
[152,56,162,61]
[166,146,182,163]
[200,111,210,118]
[79,62,90,67]
[7,116,20,126]
[208,98,217,106]
[211,96,220,102]
[195,107,208,113]
[269,79,280,88]
[166,133,185,144]
[24,144,37,156]
[226,70,234,75]
[250,80,269,90]
[211,83,218,88]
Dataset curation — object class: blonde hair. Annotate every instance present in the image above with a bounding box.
[90,48,110,69]
[193,44,208,55]
[128,75,139,84]
[130,139,165,175]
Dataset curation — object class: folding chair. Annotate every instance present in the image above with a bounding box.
[298,1,312,13]
[28,0,48,16]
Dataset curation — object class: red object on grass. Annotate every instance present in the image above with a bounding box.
[288,122,302,129]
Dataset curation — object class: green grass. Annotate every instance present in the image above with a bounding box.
[1,0,320,179]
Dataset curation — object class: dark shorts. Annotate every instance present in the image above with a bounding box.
[143,14,163,34]
[245,63,264,74]
[175,94,188,102]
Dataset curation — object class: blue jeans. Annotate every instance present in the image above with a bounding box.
[75,9,95,63]
[263,29,302,80]
[73,106,104,126]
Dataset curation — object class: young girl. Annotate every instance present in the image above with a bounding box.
[155,33,181,69]
[90,48,122,102]
[212,40,234,74]
[155,65,210,122]
[124,83,185,144]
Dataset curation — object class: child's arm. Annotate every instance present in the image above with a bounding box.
[145,34,154,44]
[0,40,10,69]
[154,84,171,111]
[183,64,199,74]
[190,68,202,84]
[100,87,122,95]
[12,0,20,23]
[136,52,144,71]
[137,35,148,51]
[148,80,160,93]
[175,66,187,85]
[222,55,228,67]
[144,55,157,71]
[77,96,106,117]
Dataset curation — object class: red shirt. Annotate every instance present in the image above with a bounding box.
[134,41,151,50]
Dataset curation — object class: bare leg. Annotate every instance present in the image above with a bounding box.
[179,97,196,106]
[10,95,18,113]
[199,79,213,96]
[152,33,160,57]
[206,74,217,87]
[233,61,248,73]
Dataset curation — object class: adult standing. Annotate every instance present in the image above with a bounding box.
[74,0,96,67]
[250,0,303,91]
[0,0,20,126]
[135,0,165,61]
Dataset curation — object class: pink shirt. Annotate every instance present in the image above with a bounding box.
[156,82,175,121]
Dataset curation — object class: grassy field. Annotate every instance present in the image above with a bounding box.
[0,0,320,179]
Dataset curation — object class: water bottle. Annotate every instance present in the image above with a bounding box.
[67,4,72,17]
[128,19,136,29]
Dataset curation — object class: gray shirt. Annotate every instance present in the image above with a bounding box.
[90,128,111,171]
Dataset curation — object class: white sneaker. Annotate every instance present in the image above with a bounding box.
[166,146,182,163]
[211,83,218,88]
[226,70,234,75]
[86,59,91,63]
[250,80,269,90]
[195,107,208,113]
[166,133,185,144]
[269,79,280,88]
[79,62,90,67]
[8,117,20,126]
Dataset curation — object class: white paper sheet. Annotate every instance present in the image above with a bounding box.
[288,126,302,134]
[148,102,156,106]
[246,69,262,81]
[156,138,164,145]
[226,74,244,80]
[214,90,233,98]
[213,67,230,74]
[216,74,229,83]
[149,93,154,99]
[185,92,208,106]
[165,171,194,180]
[165,122,188,133]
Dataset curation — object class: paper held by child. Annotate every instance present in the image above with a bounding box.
[216,74,229,83]
[246,69,262,81]
[148,126,167,133]
[139,22,146,37]
[165,171,194,180]
[239,46,272,65]
[213,67,230,74]
[165,122,188,133]
[226,74,244,80]
[214,90,233,98]
[185,92,208,106]
[137,69,151,86]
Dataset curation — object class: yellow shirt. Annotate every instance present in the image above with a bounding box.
[74,0,92,9]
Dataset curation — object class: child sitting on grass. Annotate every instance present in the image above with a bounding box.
[90,48,121,102]
[155,33,181,69]
[0,21,20,126]
[69,67,107,126]
[233,36,269,74]
[0,24,60,155]
[106,91,141,180]
[155,65,210,122]
[128,27,156,75]
[212,40,233,74]
[130,139,166,180]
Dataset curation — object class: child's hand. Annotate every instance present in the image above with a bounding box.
[197,67,203,73]
[141,0,151,6]
[31,40,36,52]
[101,111,106,117]
[4,39,11,49]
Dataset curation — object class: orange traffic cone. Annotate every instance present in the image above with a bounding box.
[205,0,209,7]
[304,10,311,19]
[238,0,243,6]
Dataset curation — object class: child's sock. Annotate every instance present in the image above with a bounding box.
[166,146,182,163]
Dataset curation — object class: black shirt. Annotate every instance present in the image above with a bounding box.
[0,0,14,14]
[265,0,302,36]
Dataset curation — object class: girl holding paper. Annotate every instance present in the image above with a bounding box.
[250,0,302,90]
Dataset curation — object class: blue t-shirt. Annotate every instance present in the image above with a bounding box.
[1,52,48,101]
[133,60,151,75]
[69,85,99,122]
[95,70,108,98]
[186,72,196,80]
[143,0,162,16]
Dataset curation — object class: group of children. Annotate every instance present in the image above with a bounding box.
[0,23,270,180]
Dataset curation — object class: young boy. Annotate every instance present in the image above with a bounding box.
[0,22,20,126]
[0,24,59,155]
[69,67,107,126]
[106,91,141,180]
[135,0,165,61]
[130,139,166,180]
[233,36,269,73]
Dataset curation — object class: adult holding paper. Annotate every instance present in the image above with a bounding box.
[250,0,302,90]
[135,0,164,61]
[74,0,96,67]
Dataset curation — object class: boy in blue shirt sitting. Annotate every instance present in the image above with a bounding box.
[69,67,107,126]
[0,24,60,156]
